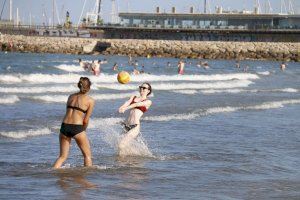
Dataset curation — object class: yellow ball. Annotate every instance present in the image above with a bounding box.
[117,71,131,84]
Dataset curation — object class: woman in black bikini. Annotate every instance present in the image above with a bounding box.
[118,82,152,155]
[53,77,95,168]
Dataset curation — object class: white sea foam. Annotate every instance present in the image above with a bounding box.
[0,75,22,83]
[201,89,246,94]
[144,113,199,121]
[201,88,298,94]
[0,95,20,104]
[97,80,254,91]
[30,92,136,103]
[276,88,298,93]
[89,117,123,129]
[206,106,239,114]
[31,95,68,103]
[123,73,259,82]
[0,128,52,139]
[173,90,198,95]
[0,72,259,84]
[54,64,85,72]
[257,71,271,76]
[145,99,300,122]
[0,85,77,94]
[90,117,153,157]
[246,99,300,110]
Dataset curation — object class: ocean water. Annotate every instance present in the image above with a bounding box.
[0,52,300,199]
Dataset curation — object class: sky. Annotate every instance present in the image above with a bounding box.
[1,0,299,25]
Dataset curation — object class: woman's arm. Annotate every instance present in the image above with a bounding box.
[83,98,95,130]
[123,100,152,112]
[119,96,135,113]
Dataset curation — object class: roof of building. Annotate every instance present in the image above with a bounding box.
[119,12,300,19]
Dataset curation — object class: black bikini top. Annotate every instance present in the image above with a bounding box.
[67,94,87,114]
[67,105,87,113]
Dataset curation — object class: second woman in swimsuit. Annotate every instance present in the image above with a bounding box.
[53,77,95,168]
[118,82,152,155]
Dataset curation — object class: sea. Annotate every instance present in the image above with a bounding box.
[0,52,299,199]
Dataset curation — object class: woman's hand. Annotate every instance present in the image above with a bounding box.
[119,106,127,113]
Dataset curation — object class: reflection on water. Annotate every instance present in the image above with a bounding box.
[54,168,99,199]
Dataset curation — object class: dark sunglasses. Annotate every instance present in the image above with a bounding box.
[139,86,149,90]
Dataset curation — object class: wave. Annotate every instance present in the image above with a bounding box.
[0,73,259,84]
[96,80,254,91]
[144,99,300,122]
[201,88,298,94]
[0,75,23,84]
[30,92,136,103]
[0,86,77,94]
[0,95,20,104]
[54,64,85,73]
[119,73,259,82]
[173,90,198,95]
[257,71,271,76]
[31,95,68,103]
[0,128,52,139]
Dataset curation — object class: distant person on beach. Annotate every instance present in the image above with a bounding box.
[118,83,152,156]
[178,60,185,75]
[53,77,95,168]
[280,62,286,71]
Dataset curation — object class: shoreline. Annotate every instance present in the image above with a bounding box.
[0,34,299,62]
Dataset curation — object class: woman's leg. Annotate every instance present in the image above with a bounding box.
[74,132,92,167]
[118,125,140,150]
[53,134,71,169]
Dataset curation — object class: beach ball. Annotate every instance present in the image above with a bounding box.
[117,71,131,84]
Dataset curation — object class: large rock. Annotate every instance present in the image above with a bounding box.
[83,41,98,54]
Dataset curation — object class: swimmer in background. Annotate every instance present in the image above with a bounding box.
[112,62,119,71]
[92,60,101,76]
[243,65,249,72]
[128,55,133,65]
[178,60,185,75]
[167,62,171,67]
[79,59,90,71]
[101,59,108,64]
[118,83,152,156]
[134,60,139,67]
[140,65,145,74]
[202,62,210,69]
[280,62,286,71]
[235,60,240,68]
[133,66,140,75]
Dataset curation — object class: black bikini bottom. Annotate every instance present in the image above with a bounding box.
[121,122,138,133]
[60,123,85,138]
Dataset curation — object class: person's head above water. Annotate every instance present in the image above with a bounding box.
[139,82,152,97]
[78,77,91,94]
[78,58,82,62]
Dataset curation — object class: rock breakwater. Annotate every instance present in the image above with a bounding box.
[1,34,299,62]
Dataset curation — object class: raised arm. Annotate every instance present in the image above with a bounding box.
[83,98,95,130]
[121,99,152,113]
